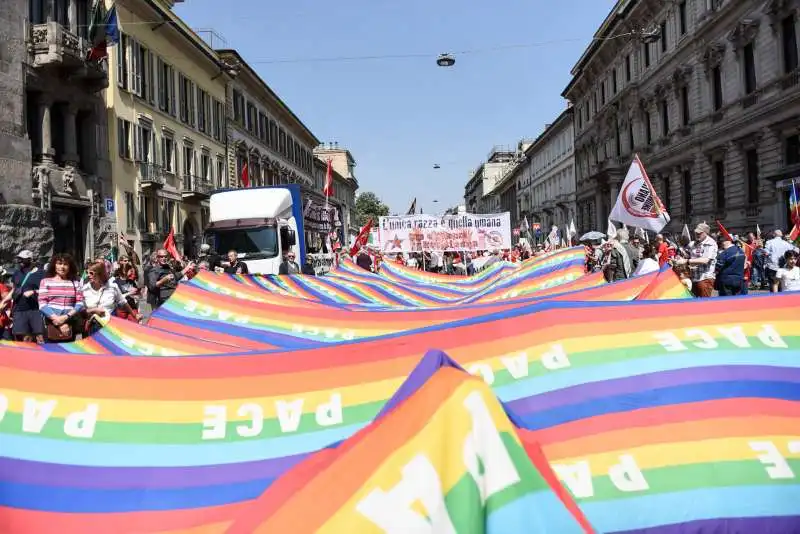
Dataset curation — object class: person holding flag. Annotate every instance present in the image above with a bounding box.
[146,229,195,309]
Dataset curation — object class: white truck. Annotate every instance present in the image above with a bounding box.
[204,185,306,274]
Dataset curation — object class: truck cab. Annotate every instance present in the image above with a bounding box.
[203,185,306,274]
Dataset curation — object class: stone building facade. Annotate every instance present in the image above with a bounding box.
[313,144,359,239]
[1,0,109,265]
[564,0,800,235]
[524,108,576,233]
[463,147,518,214]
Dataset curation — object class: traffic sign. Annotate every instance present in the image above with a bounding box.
[105,198,115,213]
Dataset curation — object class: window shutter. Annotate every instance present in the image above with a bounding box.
[169,68,176,117]
[133,125,142,162]
[116,36,125,88]
[117,119,125,157]
[148,51,156,104]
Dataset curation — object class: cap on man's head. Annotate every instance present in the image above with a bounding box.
[16,250,33,260]
[694,223,711,235]
[200,243,211,252]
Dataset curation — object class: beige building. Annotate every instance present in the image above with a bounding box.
[313,143,359,237]
[525,108,576,233]
[463,146,519,213]
[564,0,800,235]
[106,0,230,260]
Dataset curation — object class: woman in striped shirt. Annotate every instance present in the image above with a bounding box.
[38,253,85,341]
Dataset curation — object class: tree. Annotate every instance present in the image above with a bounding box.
[354,191,390,227]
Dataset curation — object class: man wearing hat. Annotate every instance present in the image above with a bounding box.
[674,223,717,298]
[0,250,46,342]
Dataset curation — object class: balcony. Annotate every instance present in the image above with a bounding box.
[181,174,211,200]
[139,162,166,189]
[28,22,107,90]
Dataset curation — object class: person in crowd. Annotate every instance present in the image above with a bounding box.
[224,250,250,275]
[301,255,316,275]
[38,253,85,342]
[0,250,46,343]
[674,223,717,298]
[616,228,640,273]
[655,234,670,266]
[602,237,630,282]
[147,249,195,309]
[394,253,406,266]
[0,268,13,340]
[83,261,141,333]
[355,247,373,272]
[279,251,301,275]
[632,243,660,277]
[674,264,693,293]
[772,250,800,292]
[765,230,798,292]
[746,233,767,289]
[112,256,141,321]
[715,234,746,296]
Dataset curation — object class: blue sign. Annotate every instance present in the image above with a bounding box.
[105,198,115,213]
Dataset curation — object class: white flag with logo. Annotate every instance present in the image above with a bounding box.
[609,155,670,233]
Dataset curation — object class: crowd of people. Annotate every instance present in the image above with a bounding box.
[585,224,800,297]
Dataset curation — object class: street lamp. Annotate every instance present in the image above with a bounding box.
[639,26,661,45]
[433,164,440,169]
[436,53,455,67]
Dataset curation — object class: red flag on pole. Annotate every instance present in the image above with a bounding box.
[349,218,373,257]
[323,158,333,197]
[162,227,183,262]
[241,161,250,188]
[715,220,733,242]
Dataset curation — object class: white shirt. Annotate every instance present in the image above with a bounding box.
[632,257,660,277]
[776,266,800,292]
[689,236,718,281]
[82,281,127,316]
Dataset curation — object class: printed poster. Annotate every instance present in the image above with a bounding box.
[377,212,512,252]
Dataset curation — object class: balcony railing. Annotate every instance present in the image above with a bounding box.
[28,22,107,88]
[181,174,211,197]
[139,162,166,187]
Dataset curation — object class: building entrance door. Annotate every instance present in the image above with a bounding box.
[51,207,86,266]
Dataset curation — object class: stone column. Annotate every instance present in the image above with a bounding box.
[609,181,620,213]
[63,104,79,167]
[38,97,55,162]
[68,0,77,33]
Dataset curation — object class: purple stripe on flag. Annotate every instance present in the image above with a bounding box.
[506,365,800,415]
[611,516,800,534]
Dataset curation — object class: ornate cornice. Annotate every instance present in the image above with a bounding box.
[727,19,760,51]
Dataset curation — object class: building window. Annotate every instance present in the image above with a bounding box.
[133,123,151,163]
[712,66,723,110]
[124,191,136,231]
[628,120,634,151]
[197,88,209,134]
[212,100,223,141]
[612,69,618,94]
[246,103,258,135]
[128,39,145,97]
[679,1,687,36]
[660,21,668,53]
[625,54,632,81]
[661,100,669,137]
[233,90,244,125]
[259,113,268,142]
[645,111,652,145]
[714,160,725,209]
[682,170,692,216]
[787,134,800,165]
[600,82,606,105]
[746,148,759,204]
[216,156,226,189]
[644,43,651,68]
[279,128,286,155]
[162,133,175,173]
[137,193,147,232]
[117,118,131,159]
[743,42,757,95]
[783,15,799,73]
[182,144,194,177]
[269,120,278,150]
[178,74,195,126]
[662,176,671,211]
[200,150,211,182]
[681,86,690,126]
[116,34,129,90]
[157,58,176,116]
[615,123,621,157]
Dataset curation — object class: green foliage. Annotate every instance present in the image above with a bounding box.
[354,191,389,227]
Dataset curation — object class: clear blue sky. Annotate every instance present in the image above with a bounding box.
[176,0,613,215]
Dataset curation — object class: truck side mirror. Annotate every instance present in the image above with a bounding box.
[281,227,296,247]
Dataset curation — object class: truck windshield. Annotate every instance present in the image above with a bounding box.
[205,227,279,260]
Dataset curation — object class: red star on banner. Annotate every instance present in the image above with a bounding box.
[390,234,403,250]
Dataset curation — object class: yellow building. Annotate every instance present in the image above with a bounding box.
[105,0,232,260]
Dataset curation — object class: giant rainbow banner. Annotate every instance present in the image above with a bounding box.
[0,247,797,533]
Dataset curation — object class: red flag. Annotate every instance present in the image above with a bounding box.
[323,158,333,197]
[241,161,250,188]
[162,227,183,262]
[349,219,373,257]
[789,224,800,242]
[715,220,733,242]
